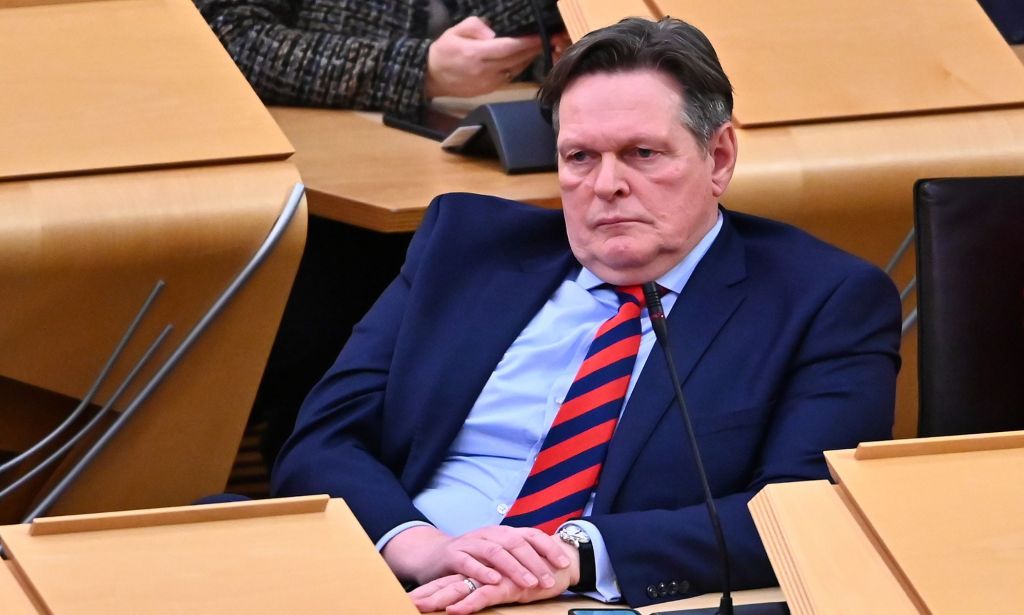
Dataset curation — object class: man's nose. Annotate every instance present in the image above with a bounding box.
[592,155,628,200]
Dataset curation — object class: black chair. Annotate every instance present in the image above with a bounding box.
[914,176,1024,437]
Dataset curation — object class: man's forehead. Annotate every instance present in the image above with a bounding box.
[561,67,685,102]
[556,70,687,146]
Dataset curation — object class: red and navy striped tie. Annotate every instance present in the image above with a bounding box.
[502,285,645,534]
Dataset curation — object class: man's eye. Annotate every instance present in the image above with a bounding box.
[567,151,588,163]
[635,147,655,159]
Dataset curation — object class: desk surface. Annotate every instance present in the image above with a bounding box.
[268,108,560,232]
[0,0,291,182]
[1,561,37,614]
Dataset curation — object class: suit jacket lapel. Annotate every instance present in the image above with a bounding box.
[594,211,749,512]
[404,240,576,492]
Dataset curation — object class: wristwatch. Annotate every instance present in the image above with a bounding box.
[557,523,596,592]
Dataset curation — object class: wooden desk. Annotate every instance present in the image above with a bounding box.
[1,561,37,614]
[0,0,304,520]
[268,108,561,232]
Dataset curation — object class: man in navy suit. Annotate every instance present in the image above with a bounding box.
[272,17,901,613]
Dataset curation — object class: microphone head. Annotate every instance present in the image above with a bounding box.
[641,282,664,318]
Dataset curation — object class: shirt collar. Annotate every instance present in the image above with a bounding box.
[575,210,724,296]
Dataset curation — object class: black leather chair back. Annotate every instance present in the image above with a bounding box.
[915,176,1024,437]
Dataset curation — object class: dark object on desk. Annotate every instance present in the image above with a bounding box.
[441,100,557,174]
[383,108,462,142]
[652,601,789,615]
[568,608,640,614]
[914,175,1024,437]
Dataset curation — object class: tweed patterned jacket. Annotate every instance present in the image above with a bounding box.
[195,0,558,117]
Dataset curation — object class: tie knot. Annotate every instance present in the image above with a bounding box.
[614,285,646,308]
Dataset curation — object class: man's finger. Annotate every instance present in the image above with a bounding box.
[523,531,572,568]
[445,583,510,615]
[458,540,540,588]
[408,574,462,599]
[409,575,476,613]
[505,541,558,588]
[449,548,503,585]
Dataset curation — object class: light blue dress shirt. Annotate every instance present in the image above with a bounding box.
[378,213,723,601]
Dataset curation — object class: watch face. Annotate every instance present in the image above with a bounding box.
[560,524,590,544]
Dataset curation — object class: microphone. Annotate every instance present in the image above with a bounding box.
[643,283,786,615]
[641,282,733,614]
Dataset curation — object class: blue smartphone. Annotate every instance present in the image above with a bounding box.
[568,609,640,615]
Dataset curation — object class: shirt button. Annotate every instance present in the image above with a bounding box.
[497,503,509,515]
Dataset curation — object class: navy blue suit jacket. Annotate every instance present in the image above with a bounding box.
[272,193,901,607]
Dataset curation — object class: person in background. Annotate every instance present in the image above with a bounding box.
[194,0,564,117]
[272,16,902,614]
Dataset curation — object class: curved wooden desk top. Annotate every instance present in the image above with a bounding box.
[0,0,292,182]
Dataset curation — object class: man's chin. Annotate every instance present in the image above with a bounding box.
[585,254,660,285]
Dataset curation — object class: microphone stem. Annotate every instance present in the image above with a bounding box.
[657,334,733,615]
[642,282,732,615]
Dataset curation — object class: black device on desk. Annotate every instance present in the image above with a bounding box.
[441,99,556,174]
[384,100,556,174]
[652,603,789,615]
[382,108,462,142]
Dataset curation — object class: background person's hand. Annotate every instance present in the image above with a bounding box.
[425,16,542,98]
[408,536,578,614]
[382,524,570,590]
[550,30,571,63]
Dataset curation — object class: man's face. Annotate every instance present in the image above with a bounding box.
[556,69,737,285]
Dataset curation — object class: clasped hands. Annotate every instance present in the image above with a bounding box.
[382,525,580,614]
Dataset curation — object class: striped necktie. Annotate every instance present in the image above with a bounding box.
[502,285,645,534]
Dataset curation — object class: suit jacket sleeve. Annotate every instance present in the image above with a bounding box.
[270,197,445,540]
[590,262,902,607]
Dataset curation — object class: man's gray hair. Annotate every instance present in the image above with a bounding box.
[539,17,733,150]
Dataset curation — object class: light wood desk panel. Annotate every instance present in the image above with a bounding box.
[0,161,305,520]
[0,0,292,182]
[1,561,38,614]
[268,108,561,232]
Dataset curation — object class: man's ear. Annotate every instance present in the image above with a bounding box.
[707,122,738,198]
